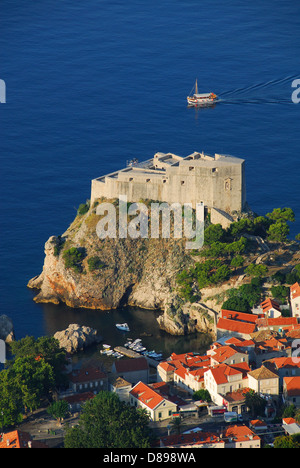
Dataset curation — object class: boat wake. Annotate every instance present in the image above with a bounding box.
[217,74,298,105]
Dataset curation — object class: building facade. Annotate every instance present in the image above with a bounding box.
[91,151,246,218]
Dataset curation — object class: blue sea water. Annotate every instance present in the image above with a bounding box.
[0,1,299,349]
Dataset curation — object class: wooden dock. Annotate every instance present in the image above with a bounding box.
[114,346,160,368]
[114,346,141,359]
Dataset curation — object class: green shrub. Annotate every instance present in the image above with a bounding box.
[77,200,90,216]
[245,263,268,277]
[63,247,85,273]
[271,285,289,302]
[87,256,104,272]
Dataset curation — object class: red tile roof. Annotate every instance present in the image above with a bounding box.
[158,361,176,372]
[68,366,107,383]
[221,309,260,323]
[290,282,300,300]
[0,430,48,449]
[208,362,250,385]
[223,425,260,442]
[217,317,256,335]
[268,317,298,327]
[250,419,268,428]
[113,356,149,373]
[283,417,296,425]
[260,298,281,313]
[210,345,247,364]
[130,381,173,410]
[63,391,94,404]
[265,357,300,370]
[160,431,224,448]
[284,376,300,396]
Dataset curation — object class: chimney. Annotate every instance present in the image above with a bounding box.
[6,439,10,447]
[28,441,32,448]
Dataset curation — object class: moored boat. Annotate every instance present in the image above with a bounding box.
[116,323,130,332]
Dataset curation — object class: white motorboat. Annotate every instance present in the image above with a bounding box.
[116,323,130,332]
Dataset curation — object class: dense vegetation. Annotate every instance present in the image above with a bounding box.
[176,207,298,304]
[64,391,152,448]
[0,336,66,428]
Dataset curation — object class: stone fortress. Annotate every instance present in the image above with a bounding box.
[91,151,247,228]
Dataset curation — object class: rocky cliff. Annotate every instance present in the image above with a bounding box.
[28,201,214,335]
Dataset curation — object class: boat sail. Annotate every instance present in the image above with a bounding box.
[187,79,217,106]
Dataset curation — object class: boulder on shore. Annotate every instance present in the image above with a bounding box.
[0,315,15,343]
[54,323,102,354]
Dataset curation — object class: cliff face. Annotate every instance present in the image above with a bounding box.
[28,204,204,333]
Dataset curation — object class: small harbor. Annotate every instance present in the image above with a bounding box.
[100,337,165,368]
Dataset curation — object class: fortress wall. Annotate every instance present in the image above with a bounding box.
[91,153,246,216]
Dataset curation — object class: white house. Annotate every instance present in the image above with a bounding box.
[129,381,177,421]
[290,282,300,318]
[204,363,250,406]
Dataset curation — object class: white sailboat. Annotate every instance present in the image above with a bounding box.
[187,79,217,106]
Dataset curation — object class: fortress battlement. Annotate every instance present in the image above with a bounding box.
[91,151,246,225]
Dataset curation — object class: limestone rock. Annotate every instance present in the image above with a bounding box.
[54,323,101,354]
[27,209,190,316]
[0,315,15,343]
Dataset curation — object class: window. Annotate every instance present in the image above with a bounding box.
[158,412,162,419]
[189,166,194,171]
[129,177,133,181]
[146,179,151,183]
[181,181,185,186]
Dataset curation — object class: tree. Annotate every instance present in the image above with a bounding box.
[47,400,69,424]
[210,264,231,284]
[282,404,296,419]
[267,220,290,242]
[192,389,211,402]
[245,390,266,418]
[11,356,55,414]
[222,296,250,313]
[77,200,90,216]
[273,435,300,449]
[230,255,244,270]
[170,417,182,435]
[225,237,248,255]
[9,336,67,387]
[204,224,225,245]
[229,218,253,238]
[64,392,152,448]
[245,264,268,278]
[271,285,289,302]
[266,207,295,223]
[0,369,23,429]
